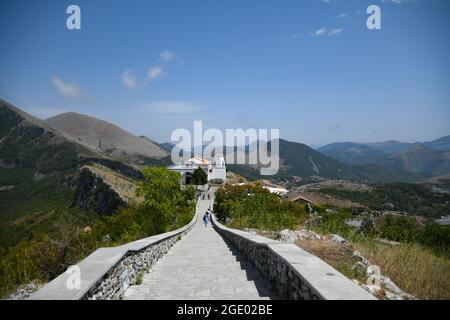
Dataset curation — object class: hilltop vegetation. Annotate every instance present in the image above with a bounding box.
[215,184,307,231]
[0,168,101,254]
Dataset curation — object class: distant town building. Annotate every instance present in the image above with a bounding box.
[232,179,289,196]
[286,192,318,206]
[435,215,450,226]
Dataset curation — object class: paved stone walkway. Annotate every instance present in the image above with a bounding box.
[124,199,277,300]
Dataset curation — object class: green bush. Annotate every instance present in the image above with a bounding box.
[313,208,361,241]
[379,215,421,243]
[417,223,450,255]
[135,273,144,285]
[191,167,208,186]
[215,184,307,231]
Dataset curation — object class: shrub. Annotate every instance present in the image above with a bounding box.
[191,167,208,186]
[215,184,307,231]
[135,273,144,285]
[417,223,450,255]
[379,215,421,243]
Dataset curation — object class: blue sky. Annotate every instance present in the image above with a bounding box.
[0,0,449,146]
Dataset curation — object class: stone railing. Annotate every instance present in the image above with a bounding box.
[211,215,376,300]
[29,201,199,300]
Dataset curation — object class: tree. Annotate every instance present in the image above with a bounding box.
[136,167,184,233]
[182,185,197,203]
[379,215,421,243]
[191,167,208,186]
[417,223,450,254]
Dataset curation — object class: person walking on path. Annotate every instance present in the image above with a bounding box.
[203,211,209,227]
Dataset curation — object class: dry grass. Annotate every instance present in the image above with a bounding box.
[355,241,450,300]
[297,237,450,300]
[296,239,365,283]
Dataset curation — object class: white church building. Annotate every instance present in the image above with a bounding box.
[168,156,226,185]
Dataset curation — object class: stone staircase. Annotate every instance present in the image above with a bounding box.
[124,199,277,300]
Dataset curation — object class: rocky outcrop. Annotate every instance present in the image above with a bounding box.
[72,167,127,216]
[352,250,415,300]
[8,282,41,300]
[276,229,324,242]
[82,158,144,180]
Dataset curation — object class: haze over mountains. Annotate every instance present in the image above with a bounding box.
[2,99,450,184]
[318,137,450,178]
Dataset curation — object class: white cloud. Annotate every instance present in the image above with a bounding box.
[160,49,178,62]
[337,13,348,18]
[121,69,137,88]
[311,27,344,37]
[51,77,90,102]
[147,66,166,80]
[328,28,344,36]
[312,27,327,36]
[120,50,180,88]
[381,0,415,4]
[138,101,205,115]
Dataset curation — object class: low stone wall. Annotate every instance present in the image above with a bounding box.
[29,202,199,300]
[211,215,376,300]
[86,232,184,300]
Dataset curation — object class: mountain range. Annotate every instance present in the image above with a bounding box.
[318,137,450,177]
[47,112,168,166]
[1,99,450,253]
[2,98,450,186]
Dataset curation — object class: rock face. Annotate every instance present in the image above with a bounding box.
[352,250,415,300]
[72,167,127,216]
[277,229,323,242]
[330,234,350,246]
[8,283,41,300]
